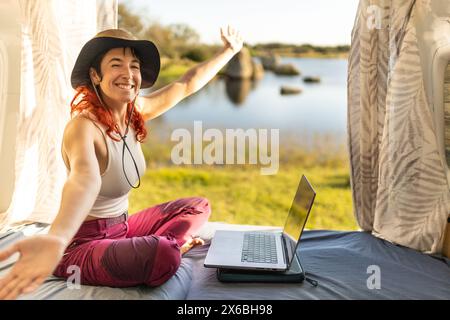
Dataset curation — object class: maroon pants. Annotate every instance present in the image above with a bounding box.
[53,197,211,287]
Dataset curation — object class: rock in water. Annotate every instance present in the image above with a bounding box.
[224,47,254,79]
[280,86,302,95]
[251,60,265,80]
[273,63,301,76]
[303,76,321,83]
[260,54,280,70]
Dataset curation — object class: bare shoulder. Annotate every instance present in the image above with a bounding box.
[62,115,101,175]
[63,115,98,146]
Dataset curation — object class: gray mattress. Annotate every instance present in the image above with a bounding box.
[1,223,449,300]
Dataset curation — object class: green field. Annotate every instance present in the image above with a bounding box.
[129,133,358,231]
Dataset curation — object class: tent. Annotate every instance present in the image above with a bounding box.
[0,0,118,232]
[348,0,450,254]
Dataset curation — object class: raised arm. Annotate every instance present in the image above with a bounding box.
[0,117,102,299]
[137,26,244,121]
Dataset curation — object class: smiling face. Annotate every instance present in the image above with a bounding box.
[90,47,142,108]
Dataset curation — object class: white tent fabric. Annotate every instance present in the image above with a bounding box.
[0,0,117,233]
[348,0,450,253]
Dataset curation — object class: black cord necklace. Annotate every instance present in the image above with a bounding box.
[116,103,141,189]
[91,79,141,189]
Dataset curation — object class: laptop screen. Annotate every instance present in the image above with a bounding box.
[282,175,316,266]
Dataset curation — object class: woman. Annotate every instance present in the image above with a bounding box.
[0,26,243,299]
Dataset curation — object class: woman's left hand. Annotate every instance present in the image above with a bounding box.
[220,25,244,54]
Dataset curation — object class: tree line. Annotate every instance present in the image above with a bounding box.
[118,4,349,61]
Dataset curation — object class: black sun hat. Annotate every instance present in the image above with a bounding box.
[71,29,160,89]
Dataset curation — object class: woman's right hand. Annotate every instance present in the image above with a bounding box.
[0,234,67,300]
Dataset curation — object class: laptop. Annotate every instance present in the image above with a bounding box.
[204,175,316,271]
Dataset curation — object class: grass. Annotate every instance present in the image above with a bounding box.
[152,58,196,89]
[129,132,358,231]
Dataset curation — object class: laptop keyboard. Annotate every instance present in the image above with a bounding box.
[241,233,278,264]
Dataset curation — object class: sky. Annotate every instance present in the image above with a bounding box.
[123,0,360,46]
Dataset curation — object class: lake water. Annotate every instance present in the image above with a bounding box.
[148,57,348,146]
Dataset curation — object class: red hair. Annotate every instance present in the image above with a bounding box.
[70,86,147,142]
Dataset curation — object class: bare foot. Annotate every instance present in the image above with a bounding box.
[180,237,205,255]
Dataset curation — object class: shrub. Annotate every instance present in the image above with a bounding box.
[182,46,209,62]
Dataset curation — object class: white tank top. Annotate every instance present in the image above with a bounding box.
[63,114,147,218]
